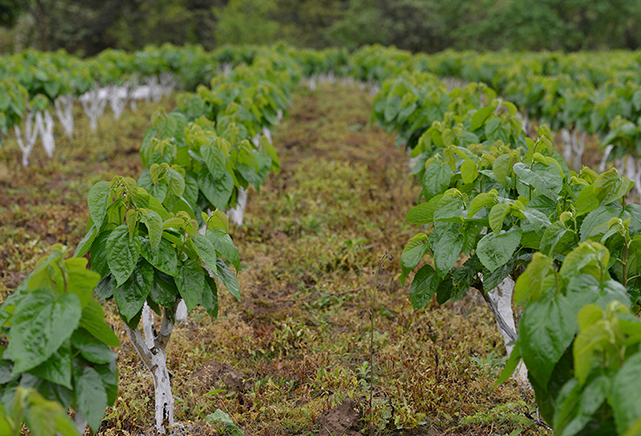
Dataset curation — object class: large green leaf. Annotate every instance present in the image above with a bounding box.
[112,260,153,322]
[8,291,82,374]
[513,162,563,200]
[422,161,451,199]
[202,276,219,319]
[142,209,163,252]
[519,296,577,388]
[176,259,206,312]
[197,169,234,211]
[476,228,523,272]
[400,233,429,286]
[405,194,443,224]
[78,299,120,348]
[106,225,141,287]
[580,204,622,242]
[432,224,464,277]
[28,341,72,389]
[71,329,117,364]
[193,233,219,275]
[212,257,240,302]
[87,181,111,230]
[149,269,179,308]
[610,351,641,435]
[408,264,441,310]
[64,258,100,308]
[76,367,108,432]
[140,238,179,277]
[206,228,240,272]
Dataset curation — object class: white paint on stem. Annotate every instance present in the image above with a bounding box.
[126,305,176,434]
[54,95,74,138]
[483,276,529,386]
[15,111,39,167]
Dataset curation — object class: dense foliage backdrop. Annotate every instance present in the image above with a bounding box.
[2,0,641,55]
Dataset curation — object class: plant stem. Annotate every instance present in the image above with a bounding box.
[370,252,392,435]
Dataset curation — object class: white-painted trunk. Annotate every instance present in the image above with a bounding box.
[599,144,614,172]
[80,88,108,131]
[262,126,273,144]
[277,108,283,122]
[109,85,129,120]
[125,305,176,434]
[54,95,74,138]
[159,73,176,98]
[308,75,317,91]
[15,112,39,167]
[175,300,188,322]
[37,110,55,158]
[226,187,247,226]
[73,409,87,434]
[142,302,155,350]
[571,130,585,171]
[483,276,529,386]
[146,76,164,103]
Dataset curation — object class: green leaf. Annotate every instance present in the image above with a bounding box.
[76,367,108,432]
[460,160,478,184]
[493,153,516,187]
[494,343,521,387]
[400,233,429,286]
[422,161,452,199]
[594,168,631,205]
[71,329,117,364]
[74,224,98,258]
[166,169,185,198]
[149,269,179,308]
[78,299,120,348]
[64,258,100,308]
[514,252,553,305]
[476,228,523,273]
[141,237,179,277]
[575,185,599,216]
[176,259,206,312]
[513,162,563,200]
[197,169,234,211]
[468,191,497,219]
[432,224,464,277]
[8,291,82,374]
[142,210,163,253]
[201,145,227,180]
[106,225,141,287]
[519,296,577,388]
[580,204,622,242]
[409,264,441,310]
[555,375,611,436]
[193,234,219,275]
[87,181,110,230]
[113,260,153,322]
[384,95,401,122]
[28,341,72,389]
[202,276,219,319]
[212,257,241,301]
[206,228,240,272]
[540,221,568,256]
[489,203,510,233]
[405,195,443,224]
[611,351,641,435]
[470,105,496,131]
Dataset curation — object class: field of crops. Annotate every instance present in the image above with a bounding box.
[1,44,641,436]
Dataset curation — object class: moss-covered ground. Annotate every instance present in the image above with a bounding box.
[0,84,551,435]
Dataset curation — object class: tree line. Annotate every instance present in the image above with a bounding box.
[2,0,641,56]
